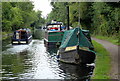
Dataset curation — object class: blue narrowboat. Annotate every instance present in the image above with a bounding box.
[11,28,32,45]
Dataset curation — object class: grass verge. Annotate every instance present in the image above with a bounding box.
[2,32,12,40]
[92,40,111,79]
[92,35,120,45]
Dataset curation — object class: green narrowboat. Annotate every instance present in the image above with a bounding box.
[44,21,65,47]
[57,27,96,65]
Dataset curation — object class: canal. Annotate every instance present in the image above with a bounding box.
[2,29,95,80]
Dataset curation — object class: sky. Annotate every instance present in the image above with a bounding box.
[30,0,52,18]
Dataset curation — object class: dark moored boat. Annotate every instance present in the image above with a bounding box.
[44,20,65,47]
[57,27,96,64]
[11,28,32,45]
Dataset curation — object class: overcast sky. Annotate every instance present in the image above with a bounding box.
[31,0,52,18]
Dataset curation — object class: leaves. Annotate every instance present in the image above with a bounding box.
[92,2,119,36]
[2,2,45,31]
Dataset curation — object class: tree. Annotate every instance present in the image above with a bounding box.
[2,2,44,32]
[46,2,67,25]
[2,2,13,31]
[31,11,45,28]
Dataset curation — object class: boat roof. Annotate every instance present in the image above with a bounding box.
[16,28,31,32]
[82,30,89,32]
[60,28,93,48]
[46,23,62,26]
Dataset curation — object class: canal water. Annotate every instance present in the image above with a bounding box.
[2,29,95,80]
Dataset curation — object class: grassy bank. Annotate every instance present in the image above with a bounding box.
[2,32,12,40]
[92,35,120,45]
[92,40,111,79]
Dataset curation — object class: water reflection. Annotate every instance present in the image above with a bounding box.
[58,63,94,79]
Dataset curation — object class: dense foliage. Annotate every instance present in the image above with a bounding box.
[46,2,120,39]
[2,2,119,40]
[2,2,45,32]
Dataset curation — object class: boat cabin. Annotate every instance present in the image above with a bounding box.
[44,21,65,47]
[46,21,65,31]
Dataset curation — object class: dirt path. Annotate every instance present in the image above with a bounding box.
[92,38,119,79]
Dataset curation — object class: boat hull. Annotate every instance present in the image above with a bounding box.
[44,39,61,47]
[12,37,32,45]
[12,35,32,45]
[44,31,64,47]
[57,48,96,64]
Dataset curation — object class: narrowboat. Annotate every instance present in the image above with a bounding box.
[44,20,65,47]
[11,28,32,45]
[57,27,96,65]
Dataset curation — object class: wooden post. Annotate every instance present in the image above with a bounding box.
[67,6,69,30]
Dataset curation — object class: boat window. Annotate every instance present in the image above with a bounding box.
[16,32,19,39]
[47,25,53,28]
[53,25,59,27]
[21,31,27,39]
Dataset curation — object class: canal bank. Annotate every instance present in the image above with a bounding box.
[92,38,119,79]
[92,40,111,79]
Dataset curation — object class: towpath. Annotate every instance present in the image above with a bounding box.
[92,38,119,79]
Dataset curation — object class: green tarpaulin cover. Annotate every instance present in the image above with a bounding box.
[60,27,93,48]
